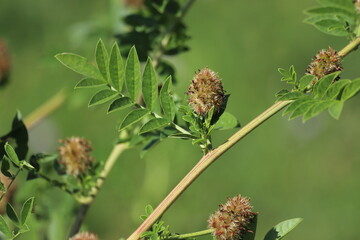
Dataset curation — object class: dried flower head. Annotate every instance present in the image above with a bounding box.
[355,0,360,13]
[208,195,257,240]
[0,40,11,86]
[69,232,99,240]
[123,0,144,8]
[58,137,94,176]
[306,47,342,83]
[187,67,226,116]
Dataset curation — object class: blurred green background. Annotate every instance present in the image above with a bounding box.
[1,0,360,239]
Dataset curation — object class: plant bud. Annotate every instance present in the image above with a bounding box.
[58,137,94,176]
[208,195,257,240]
[187,67,226,116]
[69,232,99,240]
[306,47,342,83]
[0,40,11,87]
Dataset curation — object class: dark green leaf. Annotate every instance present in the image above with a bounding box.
[214,112,240,130]
[74,78,106,89]
[313,19,348,36]
[125,46,141,102]
[0,215,12,238]
[303,100,334,122]
[20,197,34,225]
[139,118,170,134]
[160,76,176,121]
[289,101,318,120]
[6,203,20,227]
[341,78,360,100]
[326,79,351,99]
[242,216,257,240]
[55,53,102,80]
[119,109,150,131]
[5,142,20,166]
[107,97,133,113]
[1,156,12,177]
[264,218,303,240]
[140,136,160,158]
[313,72,340,98]
[95,39,109,81]
[0,180,4,192]
[277,92,306,101]
[109,42,125,91]
[88,89,118,107]
[328,100,344,119]
[142,58,158,111]
[283,98,315,116]
[298,75,314,90]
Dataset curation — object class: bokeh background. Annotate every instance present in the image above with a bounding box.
[1,0,360,239]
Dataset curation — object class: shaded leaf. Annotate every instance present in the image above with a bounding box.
[95,39,109,81]
[107,97,133,113]
[119,109,150,131]
[214,112,240,130]
[6,203,20,227]
[55,53,102,80]
[0,215,12,238]
[243,216,257,240]
[1,156,12,177]
[341,78,360,100]
[328,100,344,119]
[142,58,158,111]
[109,42,125,91]
[139,118,170,134]
[264,218,303,240]
[20,197,34,225]
[160,76,176,121]
[125,46,141,102]
[5,142,20,166]
[88,89,118,107]
[74,78,106,89]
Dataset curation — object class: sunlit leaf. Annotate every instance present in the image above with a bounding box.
[328,100,344,119]
[0,215,12,238]
[139,118,170,134]
[214,112,240,130]
[109,42,125,91]
[125,46,141,102]
[88,89,118,107]
[5,142,20,166]
[142,58,158,111]
[107,97,133,113]
[74,78,106,89]
[95,39,109,81]
[298,75,314,90]
[20,197,34,226]
[264,218,303,240]
[119,109,150,131]
[341,78,360,100]
[160,76,176,121]
[325,79,351,99]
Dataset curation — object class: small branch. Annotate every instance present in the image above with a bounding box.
[165,229,213,239]
[0,169,21,202]
[68,204,90,237]
[126,100,292,240]
[24,89,67,129]
[338,37,360,57]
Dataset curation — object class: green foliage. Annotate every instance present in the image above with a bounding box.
[140,204,172,240]
[0,197,34,239]
[264,218,303,240]
[304,0,360,37]
[277,66,360,122]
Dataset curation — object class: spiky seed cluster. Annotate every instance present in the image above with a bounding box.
[58,137,94,176]
[208,195,257,240]
[187,67,225,116]
[0,40,10,86]
[69,232,99,240]
[306,47,342,83]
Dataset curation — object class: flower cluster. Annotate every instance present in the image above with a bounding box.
[69,232,98,240]
[306,47,342,83]
[58,137,94,176]
[208,195,257,240]
[187,67,226,116]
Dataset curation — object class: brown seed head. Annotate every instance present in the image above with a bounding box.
[187,67,225,116]
[123,0,144,8]
[208,195,257,240]
[69,232,99,240]
[58,137,94,176]
[0,40,11,86]
[306,47,342,83]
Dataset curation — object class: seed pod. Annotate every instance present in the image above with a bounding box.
[69,232,99,240]
[0,40,11,87]
[208,195,257,240]
[306,47,342,84]
[187,67,226,117]
[58,137,94,177]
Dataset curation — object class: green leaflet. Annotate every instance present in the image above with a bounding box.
[160,76,176,121]
[289,101,317,120]
[313,19,348,36]
[0,215,11,238]
[302,100,335,122]
[298,75,314,90]
[5,142,20,166]
[139,118,170,134]
[328,100,344,119]
[20,197,34,226]
[214,112,240,130]
[326,79,351,99]
[264,218,303,240]
[317,0,356,10]
[277,92,306,101]
[125,46,141,102]
[341,78,360,100]
[142,58,158,111]
[95,39,109,81]
[109,42,125,91]
[283,98,316,116]
[6,203,20,227]
[55,53,103,80]
[119,109,150,131]
[313,71,340,98]
[88,89,118,107]
[107,97,133,113]
[74,78,107,89]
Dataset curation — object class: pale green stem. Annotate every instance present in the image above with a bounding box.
[165,229,213,239]
[127,100,292,240]
[338,37,360,57]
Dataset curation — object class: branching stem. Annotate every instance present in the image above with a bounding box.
[0,169,21,202]
[165,229,213,239]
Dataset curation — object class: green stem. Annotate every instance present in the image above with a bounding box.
[0,168,21,202]
[338,36,360,57]
[127,100,292,240]
[165,229,213,240]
